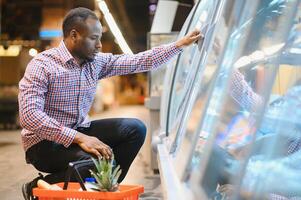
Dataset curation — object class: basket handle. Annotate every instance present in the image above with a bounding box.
[63,159,94,191]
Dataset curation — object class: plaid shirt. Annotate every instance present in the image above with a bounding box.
[230,69,263,110]
[19,41,182,151]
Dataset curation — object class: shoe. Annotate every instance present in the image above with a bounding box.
[22,182,33,200]
[22,173,44,200]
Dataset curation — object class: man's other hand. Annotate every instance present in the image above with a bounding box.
[74,131,113,159]
[175,29,203,48]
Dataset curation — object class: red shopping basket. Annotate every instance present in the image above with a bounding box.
[33,182,144,200]
[32,159,144,200]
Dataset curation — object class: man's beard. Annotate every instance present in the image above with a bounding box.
[85,56,95,62]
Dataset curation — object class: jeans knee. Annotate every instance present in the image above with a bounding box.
[130,119,147,144]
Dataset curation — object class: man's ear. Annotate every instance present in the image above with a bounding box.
[70,29,78,41]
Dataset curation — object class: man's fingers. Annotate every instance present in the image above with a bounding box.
[96,147,110,159]
[192,30,201,36]
[92,149,101,157]
[77,136,113,159]
[90,146,112,160]
[97,146,113,160]
[104,147,113,159]
[105,148,113,158]
[190,33,203,44]
[194,33,203,39]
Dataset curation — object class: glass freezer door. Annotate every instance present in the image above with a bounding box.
[169,0,231,181]
[185,0,301,199]
[160,0,220,139]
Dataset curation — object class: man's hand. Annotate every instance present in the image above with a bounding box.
[175,29,203,48]
[73,131,113,159]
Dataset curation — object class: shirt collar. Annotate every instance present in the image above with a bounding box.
[57,40,75,64]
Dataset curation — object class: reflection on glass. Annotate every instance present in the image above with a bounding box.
[184,0,301,199]
[171,0,232,181]
[160,3,195,131]
[241,78,301,198]
[167,0,218,134]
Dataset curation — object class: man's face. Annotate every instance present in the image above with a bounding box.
[73,17,102,62]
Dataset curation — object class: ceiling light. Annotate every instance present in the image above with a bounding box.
[96,0,133,54]
[234,56,251,68]
[29,48,38,57]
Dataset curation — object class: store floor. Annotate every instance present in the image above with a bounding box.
[0,105,162,200]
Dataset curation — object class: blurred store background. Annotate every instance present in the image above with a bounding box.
[0,0,193,129]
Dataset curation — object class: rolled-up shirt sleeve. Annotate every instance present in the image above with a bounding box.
[97,42,183,79]
[18,58,76,147]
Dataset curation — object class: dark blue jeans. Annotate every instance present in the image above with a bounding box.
[25,118,146,184]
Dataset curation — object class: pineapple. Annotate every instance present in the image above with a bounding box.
[89,155,122,192]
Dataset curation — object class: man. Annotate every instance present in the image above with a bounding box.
[19,7,201,200]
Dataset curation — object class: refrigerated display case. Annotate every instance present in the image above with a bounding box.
[145,0,197,174]
[156,0,301,199]
[159,0,219,138]
[169,0,234,182]
[182,0,301,199]
[156,0,228,199]
[145,32,178,172]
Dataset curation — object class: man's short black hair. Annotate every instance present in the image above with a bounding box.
[62,7,98,38]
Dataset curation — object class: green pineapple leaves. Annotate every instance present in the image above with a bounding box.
[89,155,122,192]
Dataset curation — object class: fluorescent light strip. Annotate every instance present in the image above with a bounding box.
[97,0,133,54]
[234,43,285,68]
